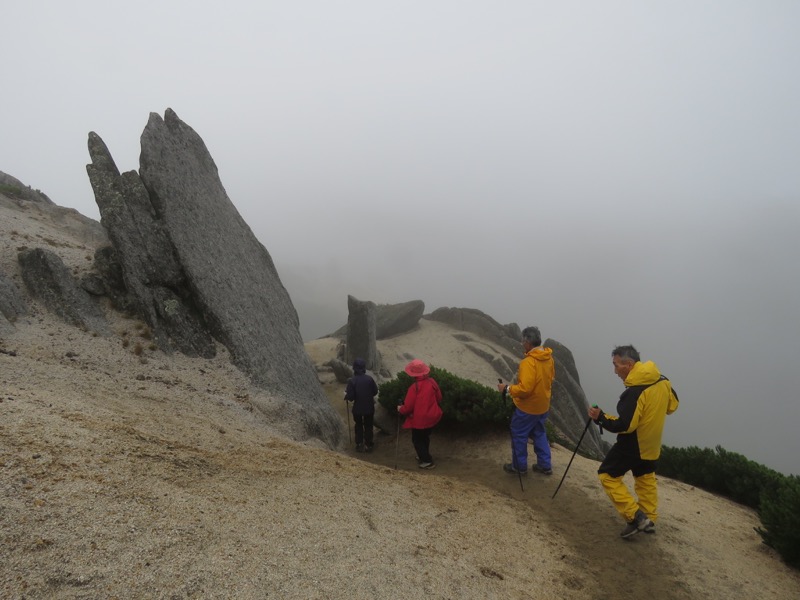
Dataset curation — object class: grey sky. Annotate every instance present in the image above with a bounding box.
[3,1,799,475]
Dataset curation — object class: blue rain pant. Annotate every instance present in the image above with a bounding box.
[510,407,551,471]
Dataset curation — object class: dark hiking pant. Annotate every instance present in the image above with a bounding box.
[353,414,374,447]
[411,427,433,463]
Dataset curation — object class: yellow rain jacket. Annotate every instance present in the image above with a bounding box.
[597,361,679,460]
[509,347,555,415]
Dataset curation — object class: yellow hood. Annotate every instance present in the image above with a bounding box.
[530,347,553,362]
[624,361,662,387]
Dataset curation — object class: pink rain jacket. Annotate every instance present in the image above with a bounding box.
[398,376,443,429]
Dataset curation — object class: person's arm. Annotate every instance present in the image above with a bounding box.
[398,384,416,415]
[595,388,639,433]
[508,357,534,398]
[667,384,680,415]
[432,379,442,403]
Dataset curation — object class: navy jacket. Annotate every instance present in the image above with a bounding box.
[345,372,378,415]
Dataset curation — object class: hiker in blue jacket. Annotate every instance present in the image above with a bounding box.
[345,357,379,452]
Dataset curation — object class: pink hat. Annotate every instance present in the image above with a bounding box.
[404,359,430,378]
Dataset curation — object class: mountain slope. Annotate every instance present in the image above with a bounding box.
[2,194,799,599]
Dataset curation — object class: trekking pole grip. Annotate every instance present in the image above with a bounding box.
[591,403,603,434]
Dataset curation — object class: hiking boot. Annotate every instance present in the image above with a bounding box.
[418,462,436,469]
[532,464,553,475]
[620,509,653,539]
[643,521,656,534]
[364,444,374,453]
[503,463,528,475]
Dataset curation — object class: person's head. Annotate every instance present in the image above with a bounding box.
[353,357,366,375]
[611,345,640,381]
[521,326,542,352]
[404,359,430,379]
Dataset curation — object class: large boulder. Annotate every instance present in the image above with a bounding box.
[0,270,28,336]
[17,248,108,335]
[376,299,424,339]
[84,245,139,315]
[85,108,343,447]
[0,270,27,322]
[546,338,582,386]
[545,339,605,458]
[426,307,521,355]
[345,295,379,371]
[86,133,216,358]
[329,299,425,340]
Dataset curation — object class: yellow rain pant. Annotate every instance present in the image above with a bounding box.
[598,472,658,523]
[634,472,658,523]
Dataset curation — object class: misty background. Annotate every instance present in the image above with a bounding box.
[2,2,798,475]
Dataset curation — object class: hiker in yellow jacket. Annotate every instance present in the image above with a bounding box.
[589,345,679,539]
[496,326,555,475]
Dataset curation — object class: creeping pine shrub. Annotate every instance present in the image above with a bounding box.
[659,444,798,570]
[378,365,514,429]
[0,184,25,199]
[658,445,782,510]
[757,475,800,569]
[378,367,578,453]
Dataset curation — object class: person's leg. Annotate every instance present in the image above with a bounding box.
[529,412,551,470]
[632,462,658,523]
[363,414,374,448]
[597,444,638,521]
[509,409,535,471]
[598,473,638,522]
[353,414,364,448]
[634,473,658,523]
[414,428,433,464]
[411,429,426,463]
[424,428,433,463]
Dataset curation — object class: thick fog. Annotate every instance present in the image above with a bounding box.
[2,2,798,475]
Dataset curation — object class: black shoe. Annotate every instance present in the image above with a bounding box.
[364,444,374,453]
[503,463,528,475]
[418,462,436,469]
[532,464,553,475]
[620,510,653,539]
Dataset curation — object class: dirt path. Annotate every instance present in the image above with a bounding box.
[343,414,695,600]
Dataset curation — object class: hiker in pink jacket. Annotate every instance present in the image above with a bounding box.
[398,359,443,469]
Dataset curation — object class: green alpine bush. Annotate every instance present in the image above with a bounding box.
[379,367,577,454]
[757,475,800,569]
[658,445,782,510]
[378,365,513,429]
[0,184,25,199]
[659,444,796,569]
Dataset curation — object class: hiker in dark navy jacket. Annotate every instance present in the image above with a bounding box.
[345,357,379,452]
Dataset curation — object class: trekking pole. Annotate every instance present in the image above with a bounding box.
[551,405,598,500]
[500,379,524,492]
[394,403,402,470]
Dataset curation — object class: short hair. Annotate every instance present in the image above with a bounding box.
[612,345,640,363]
[522,326,541,347]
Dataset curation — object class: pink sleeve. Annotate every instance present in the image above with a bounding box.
[399,385,416,414]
